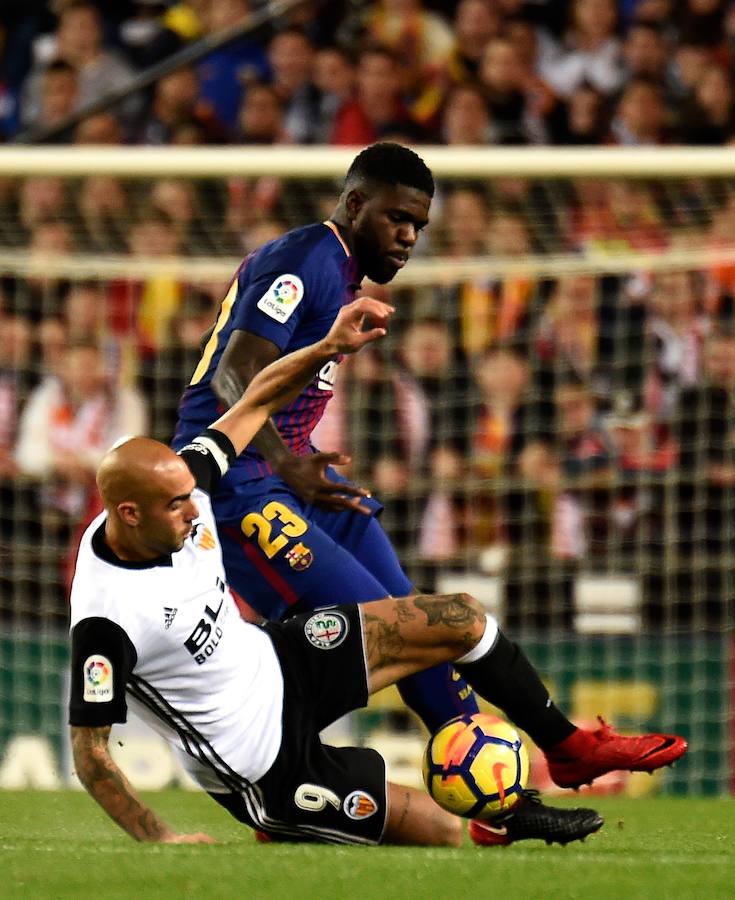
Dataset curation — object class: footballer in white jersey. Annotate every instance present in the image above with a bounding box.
[70,485,284,791]
[69,433,388,844]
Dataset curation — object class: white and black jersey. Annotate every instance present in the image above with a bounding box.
[69,431,284,791]
[69,429,388,844]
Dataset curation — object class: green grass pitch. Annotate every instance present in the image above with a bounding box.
[3,791,733,899]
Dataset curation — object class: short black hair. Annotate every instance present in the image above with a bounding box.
[344,142,435,198]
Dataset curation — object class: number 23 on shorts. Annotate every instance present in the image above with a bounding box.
[240,501,308,559]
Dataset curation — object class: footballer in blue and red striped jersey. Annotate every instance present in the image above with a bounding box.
[175,221,360,489]
[173,142,480,732]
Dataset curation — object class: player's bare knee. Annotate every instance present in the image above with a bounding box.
[425,592,486,651]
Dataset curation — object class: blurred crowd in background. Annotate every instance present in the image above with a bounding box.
[2,0,735,146]
[1,0,735,632]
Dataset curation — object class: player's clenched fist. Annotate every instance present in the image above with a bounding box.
[323,297,394,356]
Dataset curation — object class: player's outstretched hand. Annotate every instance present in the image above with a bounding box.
[324,297,394,356]
[274,451,373,515]
[161,832,217,844]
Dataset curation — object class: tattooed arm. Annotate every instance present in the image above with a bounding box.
[71,726,214,844]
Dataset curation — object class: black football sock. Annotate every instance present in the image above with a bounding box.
[456,629,576,750]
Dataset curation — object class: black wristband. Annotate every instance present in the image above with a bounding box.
[201,428,237,467]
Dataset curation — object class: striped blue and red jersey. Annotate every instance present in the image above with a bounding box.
[173,221,359,487]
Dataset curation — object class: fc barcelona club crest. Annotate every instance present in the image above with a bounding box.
[286,541,313,571]
[304,610,348,649]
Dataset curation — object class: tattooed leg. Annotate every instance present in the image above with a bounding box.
[362,594,487,693]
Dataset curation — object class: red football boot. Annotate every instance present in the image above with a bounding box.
[545,717,688,789]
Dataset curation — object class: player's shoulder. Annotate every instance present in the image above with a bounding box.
[70,514,140,626]
[248,222,346,278]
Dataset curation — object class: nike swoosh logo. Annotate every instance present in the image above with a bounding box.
[477,822,508,836]
[492,762,509,805]
[638,736,677,761]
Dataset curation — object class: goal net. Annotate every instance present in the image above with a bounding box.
[0,146,732,795]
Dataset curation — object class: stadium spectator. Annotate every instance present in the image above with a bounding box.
[63,282,107,344]
[539,0,625,100]
[399,317,473,457]
[125,208,184,350]
[6,0,735,152]
[37,315,68,379]
[606,398,673,583]
[18,175,67,234]
[566,180,667,254]
[435,192,535,358]
[236,82,287,144]
[73,111,124,144]
[679,64,735,144]
[312,46,356,143]
[14,341,146,519]
[550,379,614,568]
[138,289,217,444]
[551,83,609,144]
[222,175,286,253]
[503,15,558,128]
[139,66,224,145]
[341,345,430,569]
[439,186,491,257]
[13,219,74,323]
[20,2,136,130]
[267,27,319,144]
[196,0,270,132]
[443,0,501,87]
[36,59,77,137]
[677,0,727,47]
[440,82,492,145]
[670,330,735,626]
[418,442,472,563]
[669,41,711,101]
[77,175,129,253]
[621,20,668,83]
[644,270,708,422]
[150,178,214,253]
[535,275,602,391]
[501,402,561,632]
[479,37,540,144]
[472,346,531,480]
[14,338,146,615]
[609,77,668,144]
[331,47,413,145]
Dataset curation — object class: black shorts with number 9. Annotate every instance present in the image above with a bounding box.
[209,604,387,845]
